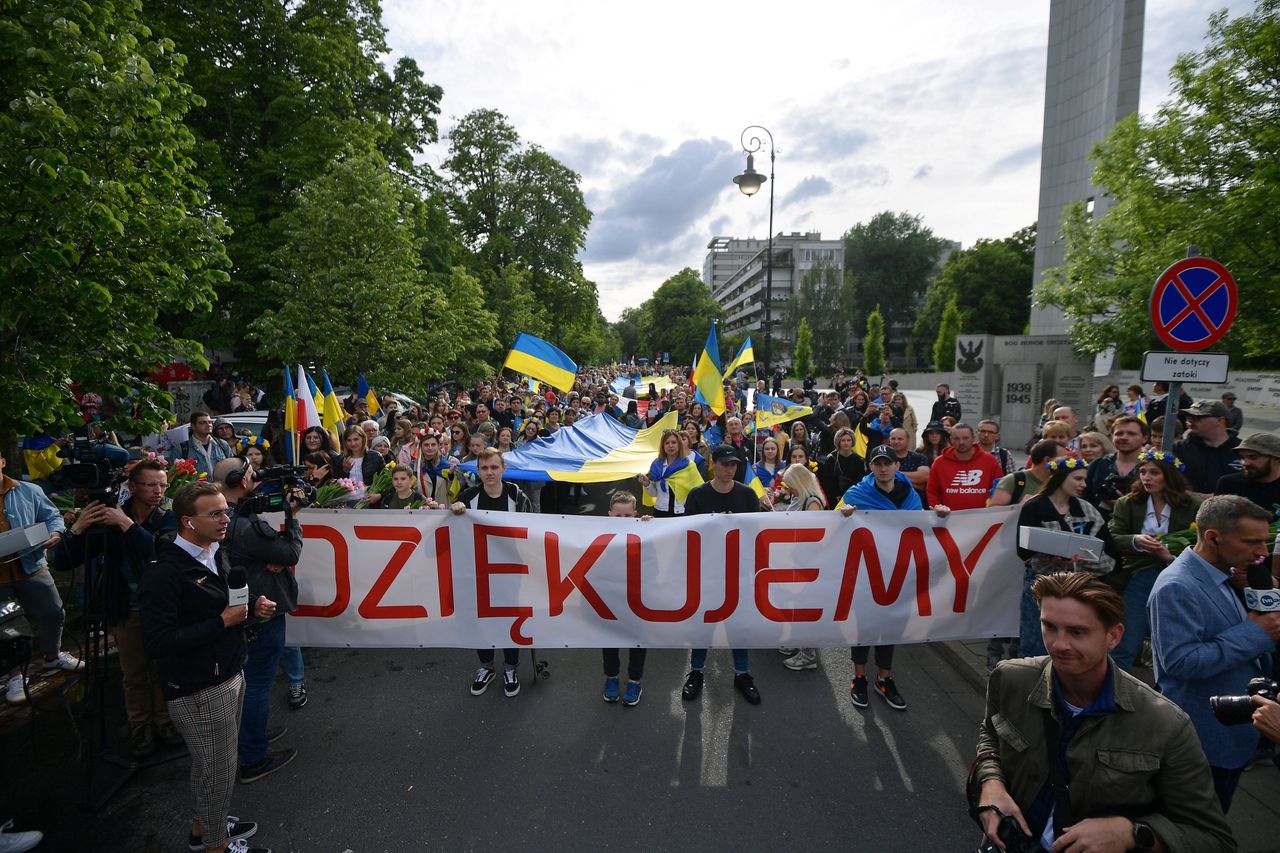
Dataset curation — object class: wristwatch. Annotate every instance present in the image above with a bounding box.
[1132,820,1156,851]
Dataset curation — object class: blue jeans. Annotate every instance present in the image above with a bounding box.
[1112,568,1159,671]
[1019,567,1047,658]
[280,645,305,685]
[238,615,286,767]
[690,648,750,673]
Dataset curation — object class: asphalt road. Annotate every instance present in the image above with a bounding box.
[74,641,987,852]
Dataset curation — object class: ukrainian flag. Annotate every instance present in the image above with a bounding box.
[283,367,297,463]
[742,460,767,499]
[457,412,680,483]
[503,333,577,393]
[304,369,324,417]
[691,323,726,415]
[320,369,345,447]
[357,373,380,415]
[641,456,704,507]
[723,336,754,377]
[22,435,62,480]
[753,393,813,430]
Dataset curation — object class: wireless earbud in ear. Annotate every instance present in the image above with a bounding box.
[187,520,195,530]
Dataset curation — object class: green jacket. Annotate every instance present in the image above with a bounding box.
[973,657,1234,852]
[1108,493,1202,558]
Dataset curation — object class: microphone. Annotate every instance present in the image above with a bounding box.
[227,567,249,609]
[1243,561,1280,613]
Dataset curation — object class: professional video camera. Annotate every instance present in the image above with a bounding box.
[236,464,313,514]
[49,435,129,536]
[1210,677,1279,726]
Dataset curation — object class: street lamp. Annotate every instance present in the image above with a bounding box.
[733,125,775,381]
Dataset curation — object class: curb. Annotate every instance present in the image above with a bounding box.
[927,641,988,695]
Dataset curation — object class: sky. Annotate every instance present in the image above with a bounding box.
[382,0,1254,322]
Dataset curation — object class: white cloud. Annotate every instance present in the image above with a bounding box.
[383,0,1257,320]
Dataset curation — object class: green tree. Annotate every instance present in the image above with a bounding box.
[444,109,600,361]
[612,307,645,361]
[864,307,886,377]
[1037,2,1280,363]
[934,297,962,371]
[785,259,856,373]
[147,0,445,360]
[247,150,484,390]
[793,319,814,378]
[0,0,230,438]
[844,211,947,336]
[914,224,1035,356]
[640,269,722,366]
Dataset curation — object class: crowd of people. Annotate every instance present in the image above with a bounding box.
[2,364,1278,852]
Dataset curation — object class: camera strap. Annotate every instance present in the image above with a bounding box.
[1042,711,1074,835]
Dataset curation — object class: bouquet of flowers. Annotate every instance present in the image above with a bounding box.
[1127,522,1279,574]
[313,480,357,508]
[165,457,206,498]
[409,497,443,510]
[355,462,397,508]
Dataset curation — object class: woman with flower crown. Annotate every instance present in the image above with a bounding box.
[1107,450,1201,671]
[1015,456,1121,656]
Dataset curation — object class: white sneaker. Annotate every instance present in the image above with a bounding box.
[4,676,26,705]
[0,819,43,853]
[41,652,83,672]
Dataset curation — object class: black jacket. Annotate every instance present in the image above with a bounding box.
[1174,432,1242,494]
[930,397,963,423]
[139,539,248,700]
[225,508,303,613]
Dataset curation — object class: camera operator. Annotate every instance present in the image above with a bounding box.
[0,452,79,706]
[1148,495,1279,812]
[50,458,178,757]
[971,572,1234,852]
[139,481,275,853]
[211,458,303,784]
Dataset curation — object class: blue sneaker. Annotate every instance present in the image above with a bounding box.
[603,676,620,703]
[622,680,643,707]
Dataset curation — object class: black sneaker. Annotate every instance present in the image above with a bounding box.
[733,673,761,705]
[470,667,496,696]
[502,668,520,697]
[287,682,308,710]
[266,725,287,743]
[850,676,869,708]
[681,670,704,701]
[188,817,258,851]
[238,748,297,784]
[130,724,156,759]
[875,677,907,711]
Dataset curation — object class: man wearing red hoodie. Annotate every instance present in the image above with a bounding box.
[925,422,1003,510]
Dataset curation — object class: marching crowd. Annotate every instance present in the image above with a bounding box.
[2,364,1280,851]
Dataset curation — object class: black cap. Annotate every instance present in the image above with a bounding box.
[868,444,895,463]
[711,444,740,464]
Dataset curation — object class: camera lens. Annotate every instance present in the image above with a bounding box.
[1209,695,1256,726]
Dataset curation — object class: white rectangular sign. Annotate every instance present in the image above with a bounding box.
[278,506,1022,649]
[1140,350,1230,384]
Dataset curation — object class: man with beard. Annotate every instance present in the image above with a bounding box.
[1084,415,1148,519]
[1215,432,1280,520]
[1175,400,1242,495]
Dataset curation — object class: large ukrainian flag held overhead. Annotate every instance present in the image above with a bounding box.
[503,333,577,394]
[691,322,726,415]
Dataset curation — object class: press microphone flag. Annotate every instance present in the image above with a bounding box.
[1244,562,1280,613]
[227,567,249,608]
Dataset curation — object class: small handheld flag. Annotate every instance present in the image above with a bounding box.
[357,373,380,415]
[723,336,755,377]
[753,393,813,430]
[503,333,578,393]
[691,323,726,415]
[283,366,297,464]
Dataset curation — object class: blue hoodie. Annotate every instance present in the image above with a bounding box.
[840,471,922,511]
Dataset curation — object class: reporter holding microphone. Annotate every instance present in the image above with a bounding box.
[140,481,275,853]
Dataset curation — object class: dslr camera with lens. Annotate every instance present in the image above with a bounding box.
[236,464,313,515]
[1210,677,1279,725]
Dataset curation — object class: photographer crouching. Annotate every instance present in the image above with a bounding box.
[51,458,179,757]
[211,457,304,785]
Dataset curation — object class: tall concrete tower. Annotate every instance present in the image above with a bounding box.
[1030,0,1145,334]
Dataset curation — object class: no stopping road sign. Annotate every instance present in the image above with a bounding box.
[1149,256,1237,352]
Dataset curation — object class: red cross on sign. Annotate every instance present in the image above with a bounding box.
[1149,257,1237,352]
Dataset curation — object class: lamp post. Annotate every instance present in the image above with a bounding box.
[733,126,775,382]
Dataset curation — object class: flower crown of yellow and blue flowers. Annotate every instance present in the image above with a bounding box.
[1046,456,1087,473]
[1137,449,1186,471]
[235,435,270,454]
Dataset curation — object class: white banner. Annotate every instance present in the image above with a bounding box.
[276,506,1022,649]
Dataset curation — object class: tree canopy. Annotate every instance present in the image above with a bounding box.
[785,259,855,373]
[1037,1,1280,365]
[914,224,1035,357]
[843,211,947,337]
[0,0,230,437]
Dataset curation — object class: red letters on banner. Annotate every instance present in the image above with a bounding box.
[295,518,1008,634]
[474,524,534,645]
